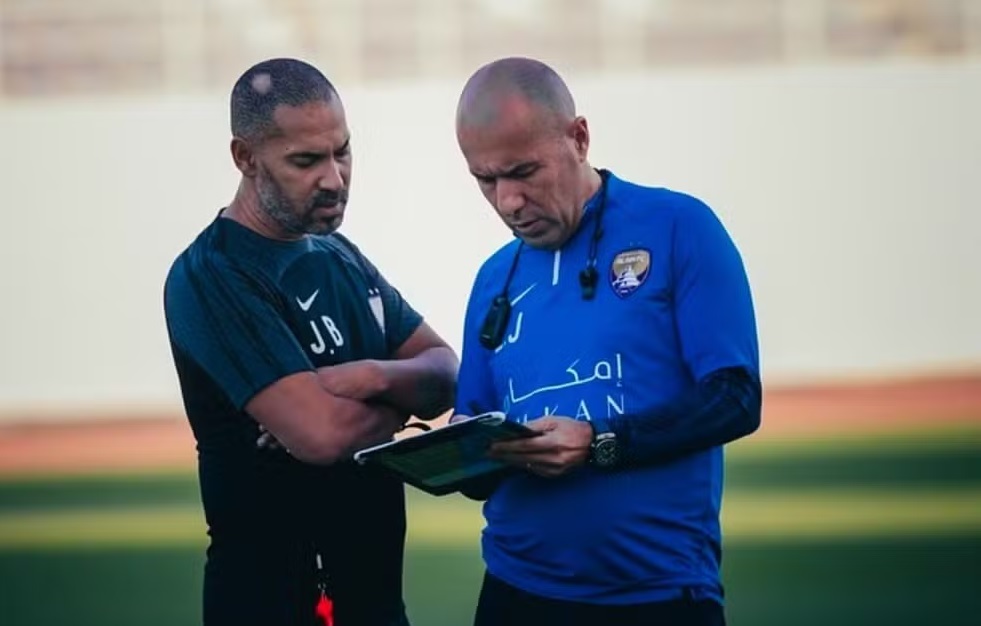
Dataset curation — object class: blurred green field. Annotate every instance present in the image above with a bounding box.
[1,427,979,626]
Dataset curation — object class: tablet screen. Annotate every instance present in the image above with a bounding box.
[355,414,535,491]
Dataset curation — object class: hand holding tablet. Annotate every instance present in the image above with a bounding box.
[353,412,537,495]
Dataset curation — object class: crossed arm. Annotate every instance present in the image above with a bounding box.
[246,322,458,465]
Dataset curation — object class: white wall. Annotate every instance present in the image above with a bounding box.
[1,60,979,419]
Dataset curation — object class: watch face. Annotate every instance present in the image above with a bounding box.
[593,438,619,467]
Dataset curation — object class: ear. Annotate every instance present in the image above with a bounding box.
[230,137,258,178]
[569,116,590,162]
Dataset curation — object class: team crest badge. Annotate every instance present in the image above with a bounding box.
[610,248,650,298]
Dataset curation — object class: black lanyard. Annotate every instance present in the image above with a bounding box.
[479,169,610,350]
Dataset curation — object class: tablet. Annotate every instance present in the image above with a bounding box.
[352,412,536,496]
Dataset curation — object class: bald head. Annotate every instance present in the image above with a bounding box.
[454,57,600,250]
[456,57,576,132]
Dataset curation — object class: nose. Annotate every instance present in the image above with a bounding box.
[495,179,526,219]
[317,158,344,191]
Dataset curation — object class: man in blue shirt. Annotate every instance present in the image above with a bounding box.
[163,58,458,626]
[452,57,762,626]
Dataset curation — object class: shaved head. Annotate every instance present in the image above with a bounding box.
[230,57,338,143]
[226,58,352,241]
[454,57,601,250]
[456,57,576,132]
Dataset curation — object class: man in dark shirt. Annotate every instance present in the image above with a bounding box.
[163,57,458,626]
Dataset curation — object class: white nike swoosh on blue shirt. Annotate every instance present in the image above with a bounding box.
[511,284,536,306]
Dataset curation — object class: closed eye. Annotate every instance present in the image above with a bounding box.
[290,153,324,168]
[472,162,540,185]
[507,164,538,180]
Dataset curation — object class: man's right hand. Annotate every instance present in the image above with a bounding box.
[488,416,593,478]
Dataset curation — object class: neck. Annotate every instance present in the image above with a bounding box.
[566,165,603,233]
[544,166,604,251]
[579,165,603,210]
[223,180,301,241]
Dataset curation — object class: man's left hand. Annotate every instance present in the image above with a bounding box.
[488,416,592,478]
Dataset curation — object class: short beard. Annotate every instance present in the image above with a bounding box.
[256,171,309,237]
[255,169,347,237]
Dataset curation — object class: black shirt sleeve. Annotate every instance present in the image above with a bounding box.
[331,234,424,355]
[164,253,314,410]
[605,366,762,467]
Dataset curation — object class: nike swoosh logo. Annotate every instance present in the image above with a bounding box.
[296,290,319,312]
[511,283,536,306]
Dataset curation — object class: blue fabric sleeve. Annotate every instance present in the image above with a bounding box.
[164,255,314,411]
[671,195,759,380]
[454,269,499,417]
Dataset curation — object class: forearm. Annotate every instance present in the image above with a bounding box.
[327,400,408,460]
[282,393,406,465]
[605,367,761,467]
[374,347,458,420]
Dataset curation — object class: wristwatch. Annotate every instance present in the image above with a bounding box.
[588,419,620,468]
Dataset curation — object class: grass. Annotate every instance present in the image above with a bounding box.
[2,487,978,550]
[1,536,977,626]
[0,424,978,626]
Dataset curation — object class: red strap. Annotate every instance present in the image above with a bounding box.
[315,591,334,626]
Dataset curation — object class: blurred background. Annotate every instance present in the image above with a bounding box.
[0,0,979,624]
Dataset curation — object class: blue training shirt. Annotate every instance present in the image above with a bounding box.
[454,170,759,605]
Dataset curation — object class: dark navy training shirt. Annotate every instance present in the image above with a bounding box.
[164,213,422,625]
[454,171,759,605]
